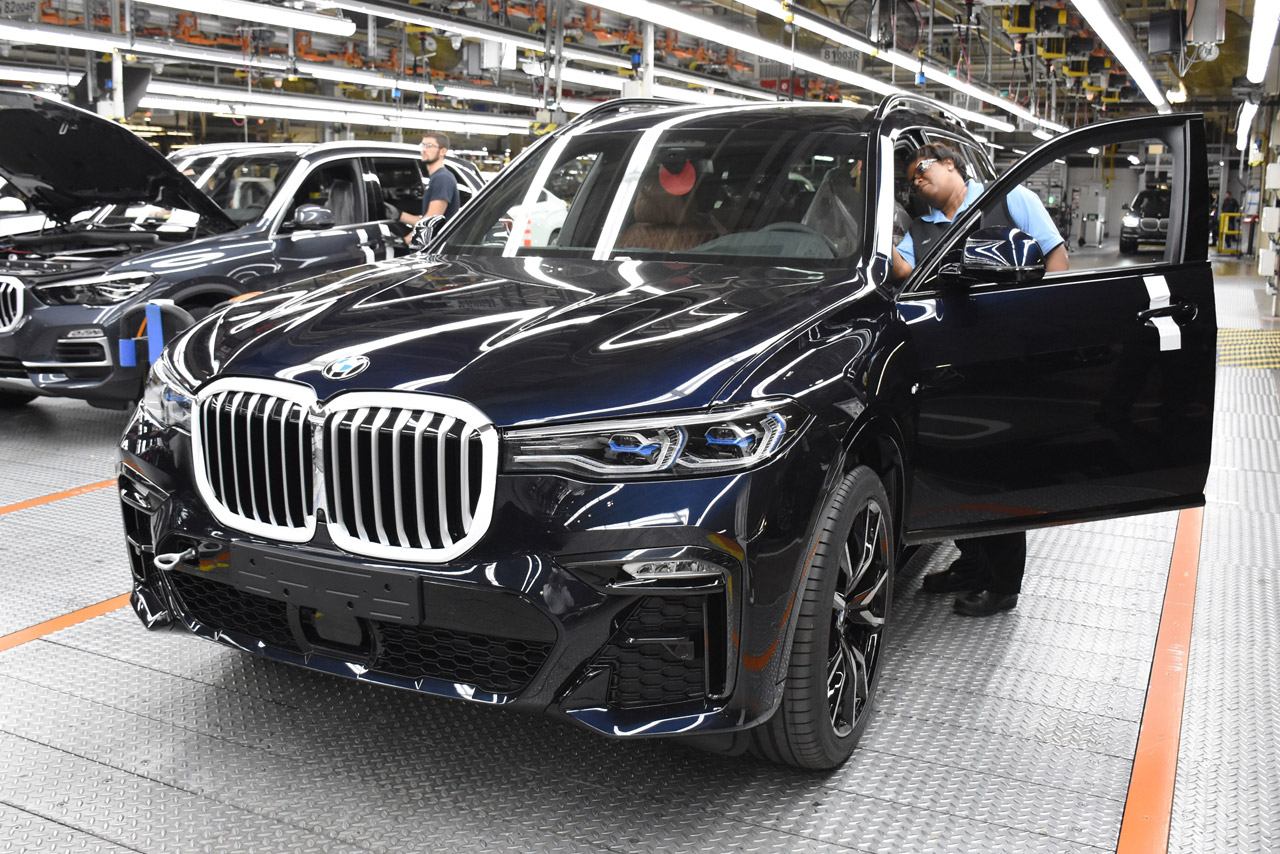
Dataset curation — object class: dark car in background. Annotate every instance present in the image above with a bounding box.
[0,90,483,409]
[119,98,1215,769]
[1119,187,1170,254]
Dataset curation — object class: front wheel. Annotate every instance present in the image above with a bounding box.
[750,465,894,770]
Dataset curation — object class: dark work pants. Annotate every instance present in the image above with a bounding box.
[956,532,1027,597]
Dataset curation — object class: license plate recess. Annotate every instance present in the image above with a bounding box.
[229,543,422,625]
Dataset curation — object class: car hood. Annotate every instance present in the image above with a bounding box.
[185,254,864,426]
[0,90,235,230]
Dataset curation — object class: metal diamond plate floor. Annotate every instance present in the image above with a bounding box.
[0,272,1275,854]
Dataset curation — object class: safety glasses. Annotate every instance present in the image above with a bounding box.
[912,158,938,180]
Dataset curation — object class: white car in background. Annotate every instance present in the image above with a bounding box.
[501,187,568,247]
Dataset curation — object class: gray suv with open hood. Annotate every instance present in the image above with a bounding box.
[0,90,482,409]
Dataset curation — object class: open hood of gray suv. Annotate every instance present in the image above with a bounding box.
[0,89,235,230]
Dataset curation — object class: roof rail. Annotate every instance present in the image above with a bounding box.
[874,94,967,128]
[566,97,684,126]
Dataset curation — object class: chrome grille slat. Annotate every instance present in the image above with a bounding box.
[228,391,245,515]
[412,413,435,550]
[193,380,496,561]
[460,424,474,529]
[436,415,456,548]
[279,401,294,528]
[367,408,393,546]
[390,409,414,548]
[262,397,279,527]
[328,410,347,529]
[348,408,371,543]
[243,393,263,522]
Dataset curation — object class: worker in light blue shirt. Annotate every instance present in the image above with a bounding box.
[892,142,1068,280]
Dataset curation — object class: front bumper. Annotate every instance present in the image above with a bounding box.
[118,406,835,738]
[1120,225,1168,247]
[0,300,144,406]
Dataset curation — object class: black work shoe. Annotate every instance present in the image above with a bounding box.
[920,556,984,594]
[953,590,1018,617]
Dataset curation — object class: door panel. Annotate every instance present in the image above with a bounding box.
[898,114,1216,540]
[270,159,379,285]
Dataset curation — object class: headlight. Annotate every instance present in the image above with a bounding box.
[140,355,194,430]
[502,399,806,479]
[1122,215,1140,228]
[33,272,154,305]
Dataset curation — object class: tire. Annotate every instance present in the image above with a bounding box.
[750,465,894,770]
[0,390,37,408]
[1119,241,1136,255]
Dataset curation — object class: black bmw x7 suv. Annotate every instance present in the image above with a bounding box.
[0,90,482,409]
[119,97,1216,769]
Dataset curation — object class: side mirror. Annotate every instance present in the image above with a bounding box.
[947,226,1046,285]
[1121,202,1131,212]
[0,197,27,213]
[292,204,334,230]
[408,213,446,250]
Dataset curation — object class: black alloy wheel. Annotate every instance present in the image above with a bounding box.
[751,465,894,770]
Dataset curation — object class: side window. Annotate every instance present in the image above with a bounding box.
[910,130,1188,289]
[289,160,363,226]
[980,134,1177,275]
[368,157,425,222]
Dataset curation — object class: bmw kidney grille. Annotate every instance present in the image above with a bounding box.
[192,380,498,562]
[0,277,22,332]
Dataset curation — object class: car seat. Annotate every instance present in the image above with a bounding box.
[326,179,359,226]
[616,169,720,252]
[801,168,862,257]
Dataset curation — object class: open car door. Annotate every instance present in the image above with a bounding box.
[897,113,1216,541]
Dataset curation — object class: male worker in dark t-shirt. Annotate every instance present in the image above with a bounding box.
[399,131,460,241]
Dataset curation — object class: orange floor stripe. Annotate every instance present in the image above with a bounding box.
[0,593,132,654]
[1116,506,1203,854]
[0,479,115,516]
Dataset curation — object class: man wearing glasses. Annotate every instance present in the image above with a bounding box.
[399,131,460,234]
[891,142,1067,616]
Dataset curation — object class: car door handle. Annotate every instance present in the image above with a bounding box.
[1137,300,1197,323]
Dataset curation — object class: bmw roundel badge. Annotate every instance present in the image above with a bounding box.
[322,355,370,380]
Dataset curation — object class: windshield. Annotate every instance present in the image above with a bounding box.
[91,152,299,230]
[443,125,870,266]
[1130,190,1169,218]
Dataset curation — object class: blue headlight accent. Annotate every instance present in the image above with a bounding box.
[705,431,755,450]
[608,439,660,457]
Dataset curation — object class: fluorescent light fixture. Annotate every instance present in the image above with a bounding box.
[1012,148,1028,155]
[136,0,356,37]
[323,0,634,70]
[522,62,750,108]
[0,20,124,52]
[140,94,528,137]
[652,67,774,101]
[1071,0,1169,112]
[740,0,1061,132]
[1032,129,1054,141]
[297,60,547,109]
[523,62,625,92]
[1087,146,1101,155]
[1127,154,1141,165]
[143,82,532,134]
[576,0,901,102]
[1247,0,1280,83]
[0,20,293,72]
[1237,100,1259,152]
[0,64,83,86]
